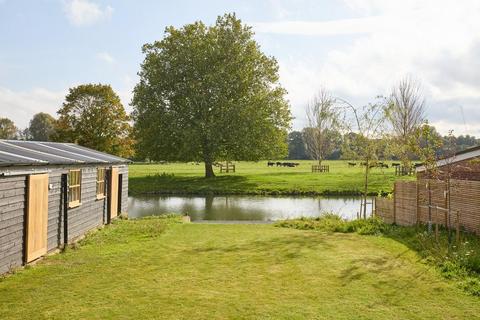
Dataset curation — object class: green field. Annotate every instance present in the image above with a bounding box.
[129,160,412,196]
[1,217,478,319]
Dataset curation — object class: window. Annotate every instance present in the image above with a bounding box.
[96,168,106,199]
[68,169,81,208]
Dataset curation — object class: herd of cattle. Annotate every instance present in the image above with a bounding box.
[347,161,424,169]
[267,161,300,167]
[267,161,424,169]
[348,161,392,168]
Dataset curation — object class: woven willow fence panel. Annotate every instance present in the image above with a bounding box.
[375,198,394,223]
[394,181,417,226]
[376,179,480,234]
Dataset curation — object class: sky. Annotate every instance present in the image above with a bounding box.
[1,0,480,136]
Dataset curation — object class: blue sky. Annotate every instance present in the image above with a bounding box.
[1,0,480,135]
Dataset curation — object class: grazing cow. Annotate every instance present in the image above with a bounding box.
[348,162,357,167]
[380,163,389,169]
[267,161,275,167]
[276,162,282,167]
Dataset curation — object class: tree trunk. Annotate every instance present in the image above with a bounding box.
[204,161,215,178]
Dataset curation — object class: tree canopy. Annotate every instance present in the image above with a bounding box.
[0,117,18,139]
[28,112,56,141]
[132,13,291,177]
[54,84,134,158]
[287,131,309,160]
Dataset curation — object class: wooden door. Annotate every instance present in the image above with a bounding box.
[26,174,49,262]
[109,167,119,219]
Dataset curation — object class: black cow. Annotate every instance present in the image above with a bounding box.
[267,161,275,167]
[348,162,356,167]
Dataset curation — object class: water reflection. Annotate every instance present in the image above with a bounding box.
[128,195,372,221]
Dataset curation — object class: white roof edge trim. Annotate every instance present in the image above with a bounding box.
[0,141,83,163]
[0,150,48,163]
[38,142,108,163]
[416,149,480,172]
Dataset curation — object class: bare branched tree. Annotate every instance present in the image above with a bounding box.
[388,77,426,165]
[339,98,388,219]
[304,89,342,165]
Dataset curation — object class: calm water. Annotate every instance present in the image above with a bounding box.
[128,195,372,221]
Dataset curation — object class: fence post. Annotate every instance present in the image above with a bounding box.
[456,210,460,243]
[427,180,432,233]
[393,182,397,224]
[416,180,420,226]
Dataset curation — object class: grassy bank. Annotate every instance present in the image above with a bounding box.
[129,160,411,196]
[1,216,479,319]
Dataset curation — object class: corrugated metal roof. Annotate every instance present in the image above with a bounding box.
[416,145,480,172]
[0,140,130,167]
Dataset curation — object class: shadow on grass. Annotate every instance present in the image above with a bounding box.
[129,174,260,195]
[181,232,333,261]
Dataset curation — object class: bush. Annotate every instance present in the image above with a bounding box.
[275,214,388,235]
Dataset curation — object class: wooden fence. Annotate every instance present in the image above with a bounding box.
[395,166,414,176]
[312,165,329,173]
[376,179,480,234]
[219,163,235,173]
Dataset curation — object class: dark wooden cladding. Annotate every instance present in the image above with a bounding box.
[0,175,26,274]
[0,164,129,275]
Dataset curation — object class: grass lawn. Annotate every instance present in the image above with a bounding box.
[129,160,413,196]
[1,217,478,319]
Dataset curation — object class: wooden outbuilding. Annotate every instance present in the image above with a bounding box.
[416,145,480,180]
[0,140,129,274]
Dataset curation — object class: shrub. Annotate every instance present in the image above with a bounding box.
[275,214,388,235]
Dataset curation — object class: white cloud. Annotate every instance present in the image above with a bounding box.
[0,87,64,128]
[253,0,480,136]
[252,15,386,36]
[267,0,290,19]
[64,0,113,27]
[0,84,135,128]
[96,52,115,64]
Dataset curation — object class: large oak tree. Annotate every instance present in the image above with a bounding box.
[132,14,291,177]
[55,84,134,158]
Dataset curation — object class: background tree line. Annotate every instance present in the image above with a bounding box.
[287,128,479,161]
